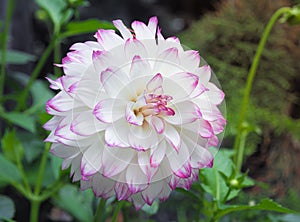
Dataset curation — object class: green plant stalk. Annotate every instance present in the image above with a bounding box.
[233,7,291,171]
[53,41,62,77]
[34,143,51,196]
[29,143,50,222]
[30,200,41,222]
[0,0,16,104]
[111,201,125,222]
[94,198,107,222]
[16,38,56,111]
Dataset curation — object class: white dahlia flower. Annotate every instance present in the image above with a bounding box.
[44,17,226,209]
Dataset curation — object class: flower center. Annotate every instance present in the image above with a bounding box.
[140,93,175,117]
[126,73,175,126]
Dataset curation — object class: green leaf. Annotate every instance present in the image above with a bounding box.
[61,19,115,38]
[215,198,297,220]
[141,200,159,215]
[25,79,54,115]
[52,185,93,222]
[0,50,36,65]
[17,131,44,163]
[1,129,24,163]
[0,111,36,133]
[0,154,21,184]
[35,0,68,28]
[50,155,63,180]
[200,148,236,201]
[0,195,15,220]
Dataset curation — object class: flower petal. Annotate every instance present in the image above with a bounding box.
[150,140,167,168]
[102,146,134,177]
[128,123,158,151]
[164,100,201,125]
[115,182,132,200]
[113,19,132,40]
[94,29,124,50]
[81,142,103,179]
[167,142,191,178]
[125,102,144,126]
[104,120,130,147]
[93,98,126,124]
[71,110,107,136]
[146,73,163,92]
[163,124,181,152]
[91,173,115,198]
[141,180,164,205]
[148,116,165,134]
[124,38,147,60]
[126,163,149,194]
[100,68,135,99]
[138,151,159,182]
[132,20,154,40]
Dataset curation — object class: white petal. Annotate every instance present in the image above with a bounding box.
[50,143,79,159]
[138,151,159,181]
[128,123,158,151]
[114,182,132,200]
[71,110,107,136]
[104,119,130,147]
[132,20,154,40]
[100,68,134,99]
[43,116,62,131]
[149,116,165,134]
[81,142,103,179]
[93,98,126,124]
[130,193,146,210]
[205,82,225,105]
[164,100,201,125]
[150,140,167,168]
[92,173,115,198]
[125,102,144,126]
[142,180,164,205]
[46,91,74,113]
[183,135,213,168]
[146,73,163,92]
[102,146,134,177]
[163,124,181,152]
[147,16,158,35]
[113,19,132,40]
[129,55,152,79]
[195,65,211,85]
[179,50,200,71]
[94,29,124,50]
[126,163,149,194]
[167,141,191,178]
[124,38,147,60]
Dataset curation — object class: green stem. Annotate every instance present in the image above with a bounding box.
[53,41,62,77]
[15,150,31,194]
[94,198,107,222]
[34,143,50,195]
[0,0,16,104]
[111,201,125,222]
[28,143,50,222]
[30,200,41,222]
[16,37,57,111]
[236,130,248,173]
[233,7,291,171]
[222,188,232,203]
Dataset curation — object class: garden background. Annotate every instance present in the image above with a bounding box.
[1,0,300,221]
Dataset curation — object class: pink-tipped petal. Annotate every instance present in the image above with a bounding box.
[113,19,132,40]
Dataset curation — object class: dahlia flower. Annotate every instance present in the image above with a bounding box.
[44,16,226,209]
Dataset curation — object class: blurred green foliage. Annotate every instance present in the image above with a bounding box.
[180,0,300,145]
